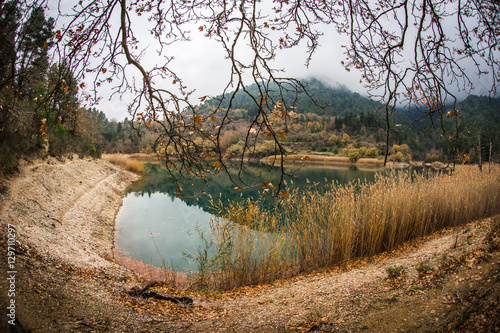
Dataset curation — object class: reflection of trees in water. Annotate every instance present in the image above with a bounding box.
[126,162,283,213]
[127,161,388,215]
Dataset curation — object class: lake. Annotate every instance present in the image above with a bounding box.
[114,161,386,272]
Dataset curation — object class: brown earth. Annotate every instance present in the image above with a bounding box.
[0,157,499,332]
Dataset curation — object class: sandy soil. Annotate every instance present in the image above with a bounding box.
[0,157,498,332]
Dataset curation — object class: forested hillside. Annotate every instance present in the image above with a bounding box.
[191,80,499,163]
[454,96,500,162]
[200,79,383,117]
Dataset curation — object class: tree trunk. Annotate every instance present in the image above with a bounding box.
[478,134,482,173]
[384,105,390,167]
[489,138,492,173]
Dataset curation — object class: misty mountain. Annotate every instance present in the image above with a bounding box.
[199,78,383,117]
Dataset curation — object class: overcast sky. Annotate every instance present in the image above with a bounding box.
[85,27,364,121]
[48,1,496,121]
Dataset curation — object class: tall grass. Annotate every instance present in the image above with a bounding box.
[261,154,384,166]
[102,154,145,174]
[196,165,500,290]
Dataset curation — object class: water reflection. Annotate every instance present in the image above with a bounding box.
[114,161,385,272]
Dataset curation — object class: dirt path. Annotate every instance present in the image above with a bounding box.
[0,157,498,332]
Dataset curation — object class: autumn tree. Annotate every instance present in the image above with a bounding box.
[51,0,499,188]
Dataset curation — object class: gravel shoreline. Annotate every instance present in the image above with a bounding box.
[0,157,140,275]
[0,157,144,331]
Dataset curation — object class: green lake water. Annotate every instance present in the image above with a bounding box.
[114,162,386,272]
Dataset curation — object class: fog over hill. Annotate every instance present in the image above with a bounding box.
[198,78,383,118]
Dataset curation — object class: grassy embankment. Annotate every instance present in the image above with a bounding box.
[102,154,145,174]
[261,154,385,166]
[193,165,500,290]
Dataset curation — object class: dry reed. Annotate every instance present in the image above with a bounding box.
[199,165,500,290]
[102,154,145,174]
[261,154,384,166]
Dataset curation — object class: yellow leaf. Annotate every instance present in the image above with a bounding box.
[194,114,203,125]
[213,161,221,170]
[279,190,289,198]
[278,131,287,140]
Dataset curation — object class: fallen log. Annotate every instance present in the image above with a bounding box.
[128,281,193,305]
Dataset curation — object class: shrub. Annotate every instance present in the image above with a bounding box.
[339,147,350,157]
[88,143,100,158]
[253,140,276,157]
[358,146,367,157]
[348,148,361,162]
[389,151,405,162]
[385,265,404,279]
[342,133,350,145]
[225,140,244,158]
[364,147,379,158]
[140,146,153,154]
[328,134,339,146]
[425,153,440,163]
[399,144,410,154]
